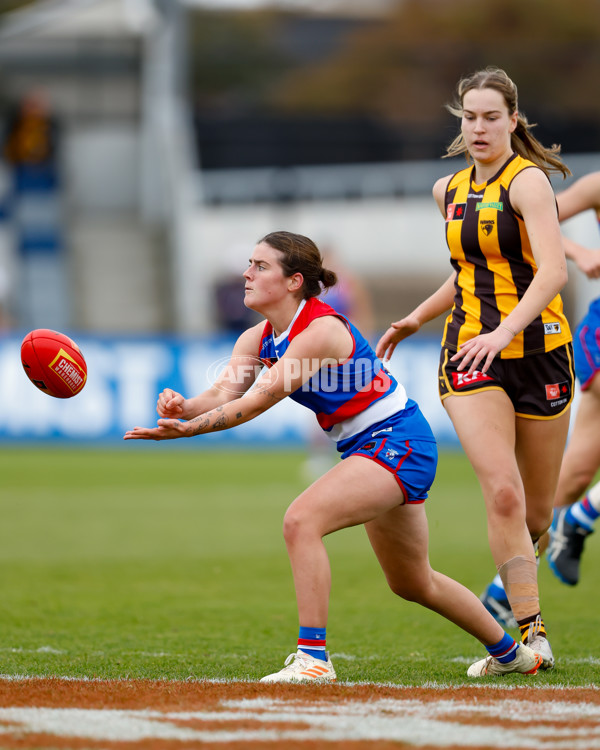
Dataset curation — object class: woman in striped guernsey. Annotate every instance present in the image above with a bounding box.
[125,230,541,681]
[377,67,574,672]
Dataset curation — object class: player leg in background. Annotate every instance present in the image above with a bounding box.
[365,485,540,677]
[547,372,600,585]
[262,452,540,683]
[443,390,570,669]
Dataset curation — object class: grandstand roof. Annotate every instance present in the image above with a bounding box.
[0,0,158,40]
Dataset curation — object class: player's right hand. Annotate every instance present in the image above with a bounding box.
[575,245,600,279]
[157,388,186,419]
[376,315,421,361]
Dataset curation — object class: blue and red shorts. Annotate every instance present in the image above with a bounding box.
[337,399,438,504]
[573,298,600,390]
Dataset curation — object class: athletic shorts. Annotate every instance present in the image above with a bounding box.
[573,298,600,390]
[337,399,438,504]
[438,343,574,420]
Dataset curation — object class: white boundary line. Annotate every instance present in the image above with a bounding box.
[0,673,598,691]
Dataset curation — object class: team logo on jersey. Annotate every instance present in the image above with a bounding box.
[451,369,495,389]
[446,203,467,221]
[476,201,503,211]
[544,322,562,335]
[545,381,570,401]
[480,220,495,236]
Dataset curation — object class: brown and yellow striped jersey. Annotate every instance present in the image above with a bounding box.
[442,153,571,358]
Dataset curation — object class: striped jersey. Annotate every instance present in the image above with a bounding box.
[258,297,406,444]
[442,153,571,358]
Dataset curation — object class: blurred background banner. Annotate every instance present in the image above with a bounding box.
[0,0,598,445]
[0,332,458,445]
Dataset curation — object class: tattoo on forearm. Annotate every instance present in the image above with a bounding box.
[190,416,209,435]
[236,412,243,420]
[256,386,281,402]
[213,415,228,430]
[189,408,231,433]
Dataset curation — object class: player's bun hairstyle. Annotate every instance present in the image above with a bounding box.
[444,66,571,178]
[259,231,337,299]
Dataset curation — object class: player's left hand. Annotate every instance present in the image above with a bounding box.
[123,419,193,441]
[450,326,514,375]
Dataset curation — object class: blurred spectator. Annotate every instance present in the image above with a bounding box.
[1,90,68,331]
[320,245,374,340]
[3,90,58,168]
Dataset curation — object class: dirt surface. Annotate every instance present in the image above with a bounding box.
[0,678,597,749]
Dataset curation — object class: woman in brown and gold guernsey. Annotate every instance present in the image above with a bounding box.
[377,67,574,675]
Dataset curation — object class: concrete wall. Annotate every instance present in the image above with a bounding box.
[181,189,600,334]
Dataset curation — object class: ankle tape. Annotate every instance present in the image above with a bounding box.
[497,555,538,621]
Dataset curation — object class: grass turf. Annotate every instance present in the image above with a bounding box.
[0,447,597,685]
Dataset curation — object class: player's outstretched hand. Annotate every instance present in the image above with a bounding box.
[124,419,193,441]
[376,315,421,361]
[157,388,186,419]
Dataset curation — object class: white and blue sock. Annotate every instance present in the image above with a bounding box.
[297,626,327,662]
[486,632,519,664]
[567,492,600,532]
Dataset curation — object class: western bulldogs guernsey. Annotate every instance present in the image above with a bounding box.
[258,297,409,448]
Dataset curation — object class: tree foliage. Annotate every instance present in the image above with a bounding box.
[189,0,600,148]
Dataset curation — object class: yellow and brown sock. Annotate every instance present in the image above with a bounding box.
[518,614,546,644]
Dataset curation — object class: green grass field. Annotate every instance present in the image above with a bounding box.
[0,446,597,685]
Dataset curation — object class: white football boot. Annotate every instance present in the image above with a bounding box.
[525,615,555,670]
[260,650,336,683]
[467,643,543,677]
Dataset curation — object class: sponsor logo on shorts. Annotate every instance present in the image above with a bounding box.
[371,427,392,437]
[362,442,376,452]
[545,381,570,406]
[544,322,562,335]
[451,370,495,389]
[446,203,466,221]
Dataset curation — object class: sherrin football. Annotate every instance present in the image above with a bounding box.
[21,329,87,398]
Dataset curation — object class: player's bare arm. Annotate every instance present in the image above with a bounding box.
[508,168,568,327]
[432,174,453,217]
[124,316,352,441]
[376,272,455,361]
[156,323,265,421]
[557,171,600,220]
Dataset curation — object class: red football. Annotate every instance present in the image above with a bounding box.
[21,329,87,398]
